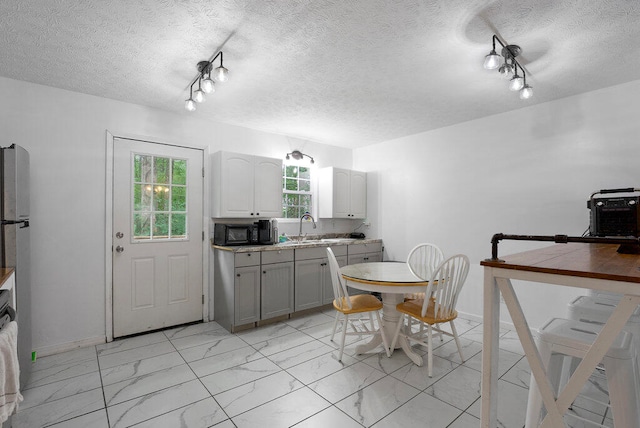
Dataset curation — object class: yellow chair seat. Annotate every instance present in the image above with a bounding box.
[396,298,458,324]
[334,294,383,315]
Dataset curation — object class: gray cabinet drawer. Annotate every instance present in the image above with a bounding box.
[235,252,260,267]
[262,249,294,264]
[330,245,348,257]
[295,245,347,261]
[348,242,382,255]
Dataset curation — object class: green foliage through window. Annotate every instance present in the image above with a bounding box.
[133,154,188,240]
[282,164,312,218]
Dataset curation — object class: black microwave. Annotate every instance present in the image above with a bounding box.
[213,221,272,246]
[214,223,255,246]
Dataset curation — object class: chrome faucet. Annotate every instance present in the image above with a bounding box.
[299,212,316,242]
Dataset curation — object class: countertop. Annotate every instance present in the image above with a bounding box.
[212,238,382,253]
[481,242,640,283]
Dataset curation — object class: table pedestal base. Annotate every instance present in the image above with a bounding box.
[354,293,424,366]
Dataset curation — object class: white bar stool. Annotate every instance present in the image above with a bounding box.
[567,295,640,352]
[586,289,622,301]
[525,318,640,427]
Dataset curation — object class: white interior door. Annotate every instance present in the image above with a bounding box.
[113,138,203,338]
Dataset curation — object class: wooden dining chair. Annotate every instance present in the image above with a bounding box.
[327,247,391,361]
[391,254,470,376]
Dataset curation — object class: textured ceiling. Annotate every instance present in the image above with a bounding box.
[1,0,639,148]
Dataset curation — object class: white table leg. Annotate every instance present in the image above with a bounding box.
[481,268,500,428]
[497,277,565,427]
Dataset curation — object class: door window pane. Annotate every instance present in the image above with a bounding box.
[172,159,187,185]
[134,155,152,182]
[134,184,152,211]
[154,213,169,238]
[172,186,186,211]
[153,186,170,211]
[154,157,170,184]
[132,154,189,241]
[134,213,151,239]
[171,214,187,238]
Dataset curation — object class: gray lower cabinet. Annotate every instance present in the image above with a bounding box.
[235,265,261,325]
[214,243,381,332]
[214,250,261,332]
[295,246,348,311]
[261,249,294,320]
[346,242,383,295]
[347,242,383,264]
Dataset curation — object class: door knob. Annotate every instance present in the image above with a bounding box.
[115,232,124,239]
[115,246,124,253]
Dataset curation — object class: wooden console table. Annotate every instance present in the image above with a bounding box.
[480,243,640,427]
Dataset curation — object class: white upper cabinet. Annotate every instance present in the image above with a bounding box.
[253,156,283,217]
[211,151,282,218]
[318,167,367,219]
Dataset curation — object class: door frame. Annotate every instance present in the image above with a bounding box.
[105,131,210,342]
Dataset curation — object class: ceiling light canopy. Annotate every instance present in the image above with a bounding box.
[184,51,229,111]
[483,35,533,100]
[285,150,314,164]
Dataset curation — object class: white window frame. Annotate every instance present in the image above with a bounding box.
[280,163,316,221]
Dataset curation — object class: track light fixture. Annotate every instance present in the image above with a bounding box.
[184,51,229,111]
[483,35,533,100]
[285,150,314,164]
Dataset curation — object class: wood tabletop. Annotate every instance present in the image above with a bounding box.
[0,268,15,288]
[480,243,640,283]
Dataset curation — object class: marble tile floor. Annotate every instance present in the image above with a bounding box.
[9,310,614,428]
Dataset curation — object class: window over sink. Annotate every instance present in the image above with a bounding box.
[282,164,313,218]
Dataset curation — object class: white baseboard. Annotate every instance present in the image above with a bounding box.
[457,311,516,331]
[34,335,106,359]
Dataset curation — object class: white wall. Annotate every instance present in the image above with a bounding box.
[0,76,352,354]
[354,79,640,329]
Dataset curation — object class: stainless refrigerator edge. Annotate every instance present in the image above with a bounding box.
[1,144,32,387]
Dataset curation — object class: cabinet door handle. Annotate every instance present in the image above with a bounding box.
[263,271,267,274]
[236,273,241,277]
[320,262,327,266]
[256,212,260,216]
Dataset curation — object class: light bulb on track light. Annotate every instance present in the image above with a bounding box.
[201,75,215,93]
[185,98,196,111]
[509,75,524,91]
[213,65,229,82]
[520,84,533,99]
[483,49,501,70]
[193,88,205,103]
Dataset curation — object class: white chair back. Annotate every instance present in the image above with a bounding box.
[422,254,470,319]
[327,247,352,310]
[407,243,445,281]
